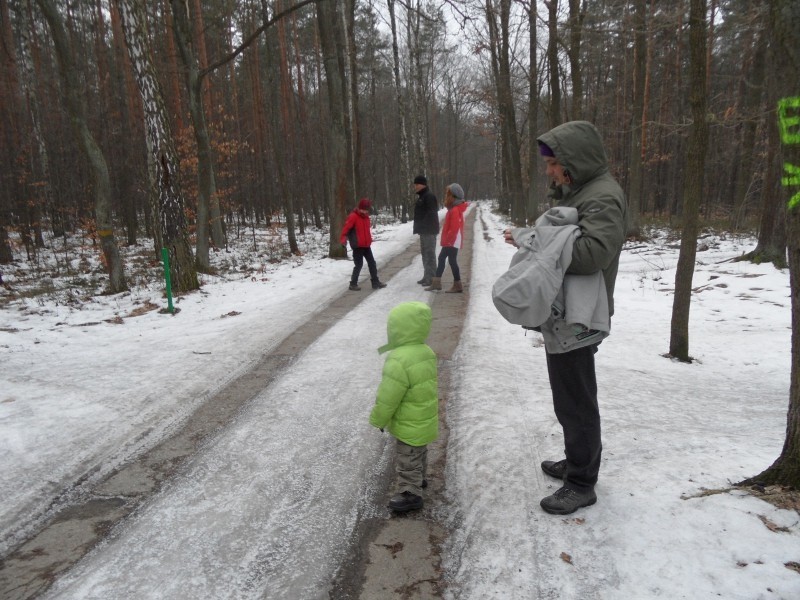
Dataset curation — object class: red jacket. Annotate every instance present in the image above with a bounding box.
[440,202,468,248]
[340,209,373,248]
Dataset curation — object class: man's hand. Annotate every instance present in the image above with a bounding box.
[503,229,519,247]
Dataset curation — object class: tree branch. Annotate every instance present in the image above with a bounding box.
[199,0,320,79]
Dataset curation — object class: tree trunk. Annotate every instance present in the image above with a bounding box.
[36,0,127,293]
[626,0,647,238]
[170,0,226,272]
[668,0,708,362]
[115,0,198,293]
[0,0,17,263]
[317,0,348,258]
[740,0,800,489]
[545,0,561,127]
[388,0,412,221]
[486,0,524,224]
[567,0,586,120]
[274,1,298,255]
[527,0,539,220]
[731,16,767,232]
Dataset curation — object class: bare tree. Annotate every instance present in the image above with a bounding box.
[114,0,198,292]
[36,0,127,293]
[317,0,350,258]
[626,0,647,238]
[668,0,709,362]
[739,0,800,489]
[485,0,524,223]
[544,0,561,127]
[387,0,412,220]
[170,0,226,271]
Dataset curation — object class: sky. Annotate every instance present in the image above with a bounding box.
[1,202,799,599]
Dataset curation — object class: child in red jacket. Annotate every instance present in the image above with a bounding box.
[426,184,468,293]
[340,198,387,291]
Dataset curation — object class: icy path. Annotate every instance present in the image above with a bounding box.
[45,260,434,598]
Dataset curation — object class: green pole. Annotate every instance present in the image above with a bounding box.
[161,247,174,314]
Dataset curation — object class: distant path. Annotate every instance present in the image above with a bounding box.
[0,214,473,600]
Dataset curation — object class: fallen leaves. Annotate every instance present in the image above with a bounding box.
[759,514,790,533]
[785,561,800,574]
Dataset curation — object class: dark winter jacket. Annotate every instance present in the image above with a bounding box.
[340,209,373,249]
[536,121,627,316]
[413,187,440,235]
[369,302,438,447]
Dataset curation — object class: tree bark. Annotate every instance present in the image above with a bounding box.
[626,0,647,237]
[36,0,127,293]
[545,0,561,127]
[567,0,586,120]
[485,0,524,223]
[317,0,348,258]
[527,0,540,220]
[170,0,226,272]
[114,0,198,293]
[739,0,800,489]
[387,0,412,221]
[668,0,708,362]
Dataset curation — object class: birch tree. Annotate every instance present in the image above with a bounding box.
[114,0,198,292]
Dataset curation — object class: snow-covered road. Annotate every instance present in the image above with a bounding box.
[3,202,798,599]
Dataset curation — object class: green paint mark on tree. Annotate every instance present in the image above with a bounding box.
[778,97,800,145]
[779,97,800,209]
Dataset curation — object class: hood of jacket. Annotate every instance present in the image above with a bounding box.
[378,301,431,354]
[537,121,609,189]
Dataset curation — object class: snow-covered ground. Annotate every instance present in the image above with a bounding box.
[1,202,798,599]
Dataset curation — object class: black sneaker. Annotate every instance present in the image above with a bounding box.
[416,278,427,284]
[388,491,423,513]
[372,281,387,289]
[540,486,597,515]
[541,459,566,480]
[349,283,361,291]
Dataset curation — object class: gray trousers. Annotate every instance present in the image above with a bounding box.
[396,440,428,496]
[419,234,437,281]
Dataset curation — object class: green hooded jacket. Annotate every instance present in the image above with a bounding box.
[537,121,627,316]
[369,301,438,446]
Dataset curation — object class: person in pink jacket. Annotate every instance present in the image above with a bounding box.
[340,198,387,291]
[426,183,468,293]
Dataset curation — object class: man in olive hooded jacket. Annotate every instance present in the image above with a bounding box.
[506,121,626,515]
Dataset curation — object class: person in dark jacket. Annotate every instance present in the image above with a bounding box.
[412,175,440,286]
[504,121,626,516]
[340,198,387,291]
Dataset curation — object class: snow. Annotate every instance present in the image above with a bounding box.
[1,202,798,599]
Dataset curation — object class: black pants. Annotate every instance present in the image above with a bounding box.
[351,247,378,284]
[435,247,460,280]
[545,344,601,491]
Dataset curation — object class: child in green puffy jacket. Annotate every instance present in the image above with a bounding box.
[369,301,438,513]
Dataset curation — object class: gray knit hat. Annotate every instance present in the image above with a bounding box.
[448,183,465,200]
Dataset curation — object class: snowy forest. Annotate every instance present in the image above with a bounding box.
[1,1,799,482]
